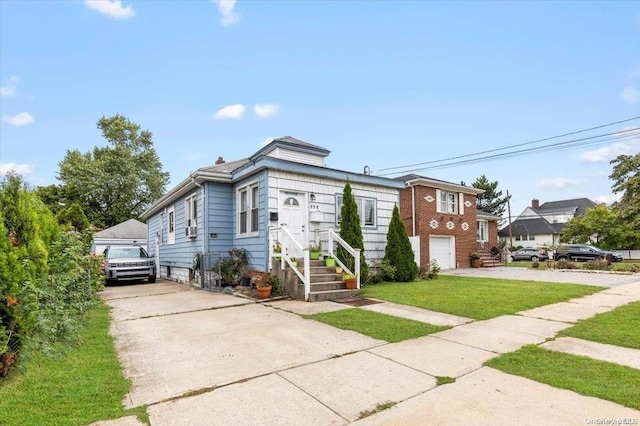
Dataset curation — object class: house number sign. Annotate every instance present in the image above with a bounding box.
[309,203,320,211]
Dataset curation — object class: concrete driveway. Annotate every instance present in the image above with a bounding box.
[102,280,640,425]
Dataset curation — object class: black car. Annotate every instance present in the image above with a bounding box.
[102,246,157,284]
[553,244,623,262]
[510,248,549,262]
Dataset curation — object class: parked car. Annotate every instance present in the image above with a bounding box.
[510,248,549,262]
[102,246,156,284]
[553,244,623,262]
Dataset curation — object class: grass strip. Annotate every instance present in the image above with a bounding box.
[559,301,640,349]
[486,345,640,410]
[361,276,603,320]
[0,303,148,426]
[304,308,448,342]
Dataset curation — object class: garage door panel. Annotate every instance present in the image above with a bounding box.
[430,236,455,270]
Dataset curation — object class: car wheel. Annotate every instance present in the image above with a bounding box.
[557,256,568,261]
[510,256,515,261]
[148,275,156,283]
[531,256,539,262]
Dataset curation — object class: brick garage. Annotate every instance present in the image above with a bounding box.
[397,175,487,269]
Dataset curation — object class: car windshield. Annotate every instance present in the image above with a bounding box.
[107,247,148,259]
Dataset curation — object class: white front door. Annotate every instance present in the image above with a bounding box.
[279,192,307,256]
[429,236,455,270]
[477,220,488,242]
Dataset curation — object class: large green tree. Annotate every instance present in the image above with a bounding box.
[560,203,636,249]
[610,152,640,239]
[383,204,417,282]
[471,174,507,217]
[337,180,369,281]
[57,114,169,228]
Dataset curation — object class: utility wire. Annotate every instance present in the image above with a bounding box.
[377,116,640,174]
[379,127,640,176]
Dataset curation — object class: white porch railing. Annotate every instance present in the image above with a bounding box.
[316,229,361,289]
[269,226,311,301]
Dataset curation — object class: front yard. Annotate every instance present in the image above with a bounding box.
[360,276,603,320]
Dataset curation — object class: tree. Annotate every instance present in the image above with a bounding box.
[57,114,169,228]
[560,204,636,249]
[383,205,417,282]
[610,152,640,238]
[470,175,507,218]
[336,180,369,281]
[57,202,90,232]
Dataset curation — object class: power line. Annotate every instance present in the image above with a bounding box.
[376,116,640,174]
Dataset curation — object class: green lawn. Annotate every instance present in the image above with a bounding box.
[304,308,448,342]
[361,276,603,320]
[0,303,147,426]
[486,345,640,410]
[559,301,640,349]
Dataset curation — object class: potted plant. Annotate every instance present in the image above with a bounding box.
[309,241,321,260]
[290,256,297,267]
[325,256,335,267]
[342,272,357,289]
[272,241,282,257]
[239,265,254,287]
[335,265,343,274]
[470,252,482,268]
[256,272,275,299]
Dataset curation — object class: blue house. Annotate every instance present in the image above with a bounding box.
[141,136,404,299]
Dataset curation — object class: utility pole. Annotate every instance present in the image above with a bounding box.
[506,190,513,249]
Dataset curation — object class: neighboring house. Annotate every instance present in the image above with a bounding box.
[499,197,596,248]
[92,218,148,253]
[396,174,499,269]
[141,136,404,285]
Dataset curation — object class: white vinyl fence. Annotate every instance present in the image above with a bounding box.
[615,250,640,260]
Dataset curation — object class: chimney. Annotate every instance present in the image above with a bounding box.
[215,156,225,165]
[531,198,539,209]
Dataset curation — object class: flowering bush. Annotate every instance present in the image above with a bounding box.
[216,248,249,285]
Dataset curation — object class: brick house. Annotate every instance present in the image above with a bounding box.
[396,174,500,269]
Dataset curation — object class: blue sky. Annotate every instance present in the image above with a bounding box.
[1,0,639,216]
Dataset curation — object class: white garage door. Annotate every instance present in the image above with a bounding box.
[429,236,455,270]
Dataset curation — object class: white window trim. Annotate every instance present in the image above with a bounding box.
[335,194,377,228]
[167,205,175,245]
[185,193,197,228]
[477,220,488,242]
[436,189,459,214]
[237,182,259,237]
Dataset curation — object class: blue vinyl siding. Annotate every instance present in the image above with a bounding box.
[146,214,161,258]
[233,170,269,270]
[206,182,234,253]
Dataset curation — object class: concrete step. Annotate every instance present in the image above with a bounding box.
[308,289,359,302]
[310,280,348,292]
[310,273,343,283]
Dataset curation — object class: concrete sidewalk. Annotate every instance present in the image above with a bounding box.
[100,279,640,425]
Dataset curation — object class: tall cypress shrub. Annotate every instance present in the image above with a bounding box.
[337,180,369,281]
[383,204,417,282]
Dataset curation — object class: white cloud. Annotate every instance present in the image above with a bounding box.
[581,127,640,162]
[213,104,245,120]
[84,0,135,19]
[254,104,279,118]
[0,76,19,97]
[1,112,35,127]
[595,193,622,205]
[621,86,639,104]
[539,177,584,189]
[0,162,34,177]
[212,0,240,26]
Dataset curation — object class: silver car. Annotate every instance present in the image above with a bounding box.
[510,247,549,262]
[103,246,156,284]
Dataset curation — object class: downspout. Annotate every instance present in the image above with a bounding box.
[410,183,416,236]
[191,176,205,254]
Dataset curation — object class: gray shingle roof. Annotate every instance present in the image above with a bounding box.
[94,219,147,239]
[498,218,557,237]
[537,198,595,216]
[272,136,331,154]
[198,158,250,174]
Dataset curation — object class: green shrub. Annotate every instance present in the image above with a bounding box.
[583,258,610,271]
[382,205,417,282]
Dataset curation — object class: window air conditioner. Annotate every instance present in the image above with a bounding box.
[185,226,197,238]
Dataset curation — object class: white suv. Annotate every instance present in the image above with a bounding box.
[103,246,156,284]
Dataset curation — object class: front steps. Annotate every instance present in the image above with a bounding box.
[278,259,358,302]
[477,247,499,267]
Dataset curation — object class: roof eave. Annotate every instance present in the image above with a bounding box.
[405,178,484,195]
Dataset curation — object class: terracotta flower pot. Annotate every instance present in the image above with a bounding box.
[256,285,272,299]
[344,277,357,289]
[471,258,482,268]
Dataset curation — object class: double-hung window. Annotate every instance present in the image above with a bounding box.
[438,190,458,214]
[185,194,197,227]
[335,195,377,228]
[238,183,259,236]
